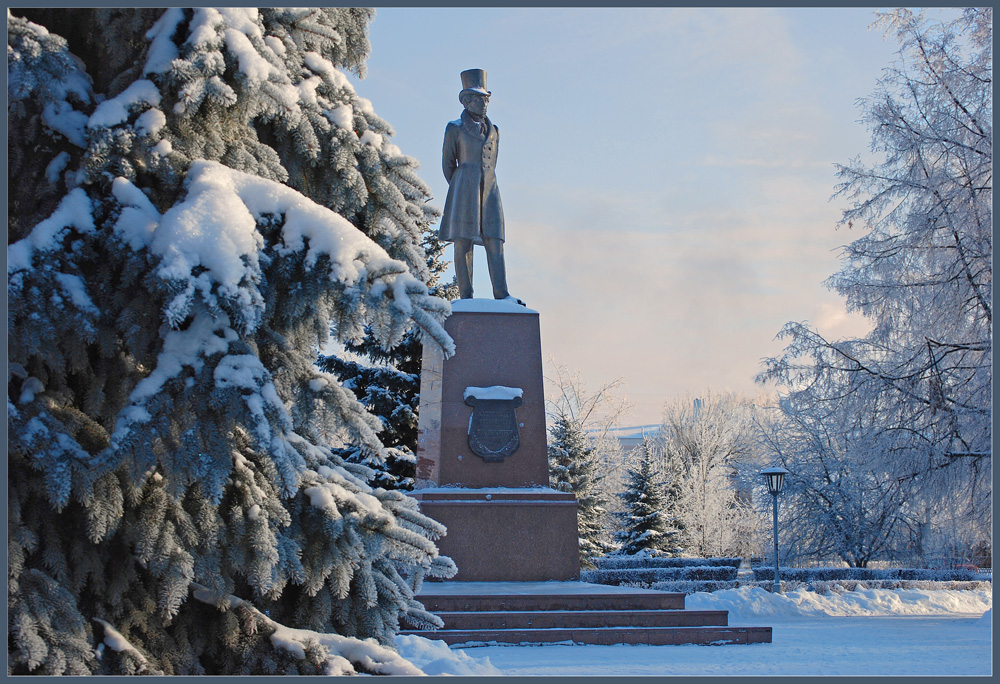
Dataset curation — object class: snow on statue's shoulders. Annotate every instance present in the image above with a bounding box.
[450,298,537,314]
[463,386,523,402]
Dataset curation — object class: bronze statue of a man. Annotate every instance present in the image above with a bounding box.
[439,69,522,304]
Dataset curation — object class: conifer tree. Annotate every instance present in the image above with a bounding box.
[8,8,457,675]
[319,231,459,490]
[613,439,683,557]
[655,438,690,557]
[548,415,610,568]
[545,366,628,566]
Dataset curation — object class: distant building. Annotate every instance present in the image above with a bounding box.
[599,425,660,452]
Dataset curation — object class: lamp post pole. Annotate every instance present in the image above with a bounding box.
[770,490,780,593]
[761,467,789,594]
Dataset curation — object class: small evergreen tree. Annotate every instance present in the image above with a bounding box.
[613,438,683,557]
[319,231,458,489]
[548,415,609,568]
[8,8,457,675]
[545,365,629,566]
[656,438,690,556]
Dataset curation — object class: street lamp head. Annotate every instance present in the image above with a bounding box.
[761,467,790,496]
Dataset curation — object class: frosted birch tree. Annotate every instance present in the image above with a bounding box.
[8,8,457,675]
[656,392,763,559]
[755,396,913,567]
[758,9,992,538]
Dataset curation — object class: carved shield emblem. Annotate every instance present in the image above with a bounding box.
[465,395,523,462]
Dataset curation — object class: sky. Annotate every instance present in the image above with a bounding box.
[344,8,937,426]
[394,585,992,676]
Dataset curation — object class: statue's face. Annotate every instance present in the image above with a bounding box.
[464,93,489,117]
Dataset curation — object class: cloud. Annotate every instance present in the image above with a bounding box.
[556,7,804,90]
[700,154,831,170]
[494,172,862,425]
[812,300,873,341]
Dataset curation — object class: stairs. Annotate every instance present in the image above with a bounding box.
[402,582,772,646]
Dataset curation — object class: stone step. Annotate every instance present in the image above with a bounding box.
[410,584,772,646]
[433,608,729,630]
[401,625,772,646]
[417,591,686,613]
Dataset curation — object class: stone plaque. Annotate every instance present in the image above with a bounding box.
[464,386,523,462]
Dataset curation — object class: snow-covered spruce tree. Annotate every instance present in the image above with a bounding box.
[8,8,458,676]
[758,8,992,530]
[648,435,690,557]
[545,366,629,566]
[319,231,459,490]
[548,415,610,568]
[613,438,682,557]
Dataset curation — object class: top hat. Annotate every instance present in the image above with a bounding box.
[459,69,490,98]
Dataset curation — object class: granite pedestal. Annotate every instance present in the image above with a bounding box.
[413,299,579,582]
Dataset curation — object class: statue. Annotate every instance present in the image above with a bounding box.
[439,69,523,304]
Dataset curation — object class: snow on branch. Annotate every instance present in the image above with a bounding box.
[189,582,424,676]
[7,189,95,277]
[115,160,451,348]
[92,618,162,675]
[7,13,94,147]
[106,160,454,459]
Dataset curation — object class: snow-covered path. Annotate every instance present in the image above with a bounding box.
[396,587,992,676]
[469,614,989,676]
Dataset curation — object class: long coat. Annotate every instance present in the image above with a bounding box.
[439,110,504,244]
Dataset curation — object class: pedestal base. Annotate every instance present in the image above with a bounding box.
[414,300,579,582]
[412,488,580,582]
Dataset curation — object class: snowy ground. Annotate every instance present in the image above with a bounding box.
[395,586,992,677]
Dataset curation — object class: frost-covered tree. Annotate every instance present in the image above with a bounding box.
[8,8,459,676]
[320,231,458,490]
[545,365,629,566]
[657,392,762,558]
[613,439,682,557]
[756,387,990,568]
[755,397,913,568]
[548,416,609,567]
[758,8,991,532]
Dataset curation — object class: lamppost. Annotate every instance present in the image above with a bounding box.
[761,467,789,593]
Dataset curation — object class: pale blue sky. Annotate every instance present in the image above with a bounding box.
[346,8,932,425]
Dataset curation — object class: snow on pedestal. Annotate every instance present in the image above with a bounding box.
[450,298,538,315]
[463,386,523,402]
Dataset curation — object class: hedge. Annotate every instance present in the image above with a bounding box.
[648,580,743,593]
[752,566,981,582]
[582,556,989,594]
[798,579,991,593]
[593,555,742,570]
[581,565,739,586]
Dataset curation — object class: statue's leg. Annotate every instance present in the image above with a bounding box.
[483,237,510,300]
[453,238,475,299]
